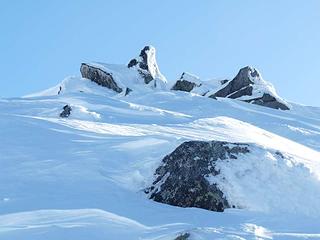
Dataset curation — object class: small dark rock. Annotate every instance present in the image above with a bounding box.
[171,72,200,92]
[127,59,138,68]
[124,87,132,96]
[60,105,72,118]
[171,79,197,92]
[174,233,190,240]
[220,79,229,85]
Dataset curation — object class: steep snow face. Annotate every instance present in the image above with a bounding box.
[209,144,320,215]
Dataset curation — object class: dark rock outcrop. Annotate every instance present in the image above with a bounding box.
[210,66,290,110]
[80,63,123,93]
[124,87,132,96]
[174,233,190,240]
[212,66,258,98]
[246,93,289,110]
[127,46,166,86]
[60,105,72,118]
[146,140,250,212]
[127,46,154,84]
[171,79,197,92]
[171,72,200,92]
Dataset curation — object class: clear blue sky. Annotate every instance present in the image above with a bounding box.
[1,0,320,106]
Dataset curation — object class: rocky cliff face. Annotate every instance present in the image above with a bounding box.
[80,46,167,93]
[80,63,123,93]
[146,140,250,212]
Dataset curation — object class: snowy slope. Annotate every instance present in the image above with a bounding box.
[1,75,320,239]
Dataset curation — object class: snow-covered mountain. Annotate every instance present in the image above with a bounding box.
[1,46,320,239]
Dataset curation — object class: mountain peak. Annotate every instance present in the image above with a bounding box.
[233,66,262,88]
[239,66,261,80]
[211,66,289,110]
[128,45,167,86]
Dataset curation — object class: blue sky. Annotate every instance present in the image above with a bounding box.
[1,0,320,106]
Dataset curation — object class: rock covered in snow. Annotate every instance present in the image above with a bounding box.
[211,66,290,110]
[80,63,123,93]
[171,72,201,92]
[146,140,250,212]
[60,104,72,118]
[77,49,287,111]
[170,66,289,110]
[127,46,167,88]
[80,46,167,94]
[246,93,289,110]
[171,72,222,99]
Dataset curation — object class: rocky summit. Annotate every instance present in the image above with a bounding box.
[127,45,167,87]
[210,66,290,110]
[80,46,289,111]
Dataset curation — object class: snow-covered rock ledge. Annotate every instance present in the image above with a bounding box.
[171,66,290,110]
[80,63,123,93]
[80,46,167,95]
[146,139,320,215]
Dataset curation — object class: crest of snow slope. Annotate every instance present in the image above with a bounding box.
[24,76,121,98]
[26,61,166,99]
[2,82,320,239]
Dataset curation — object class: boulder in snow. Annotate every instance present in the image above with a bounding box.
[146,140,250,212]
[60,104,72,118]
[171,72,201,92]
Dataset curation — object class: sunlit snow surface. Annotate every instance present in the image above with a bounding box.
[1,77,320,239]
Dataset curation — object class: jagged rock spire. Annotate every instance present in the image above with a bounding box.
[128,46,167,87]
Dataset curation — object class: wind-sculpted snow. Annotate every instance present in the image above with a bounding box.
[1,80,320,239]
